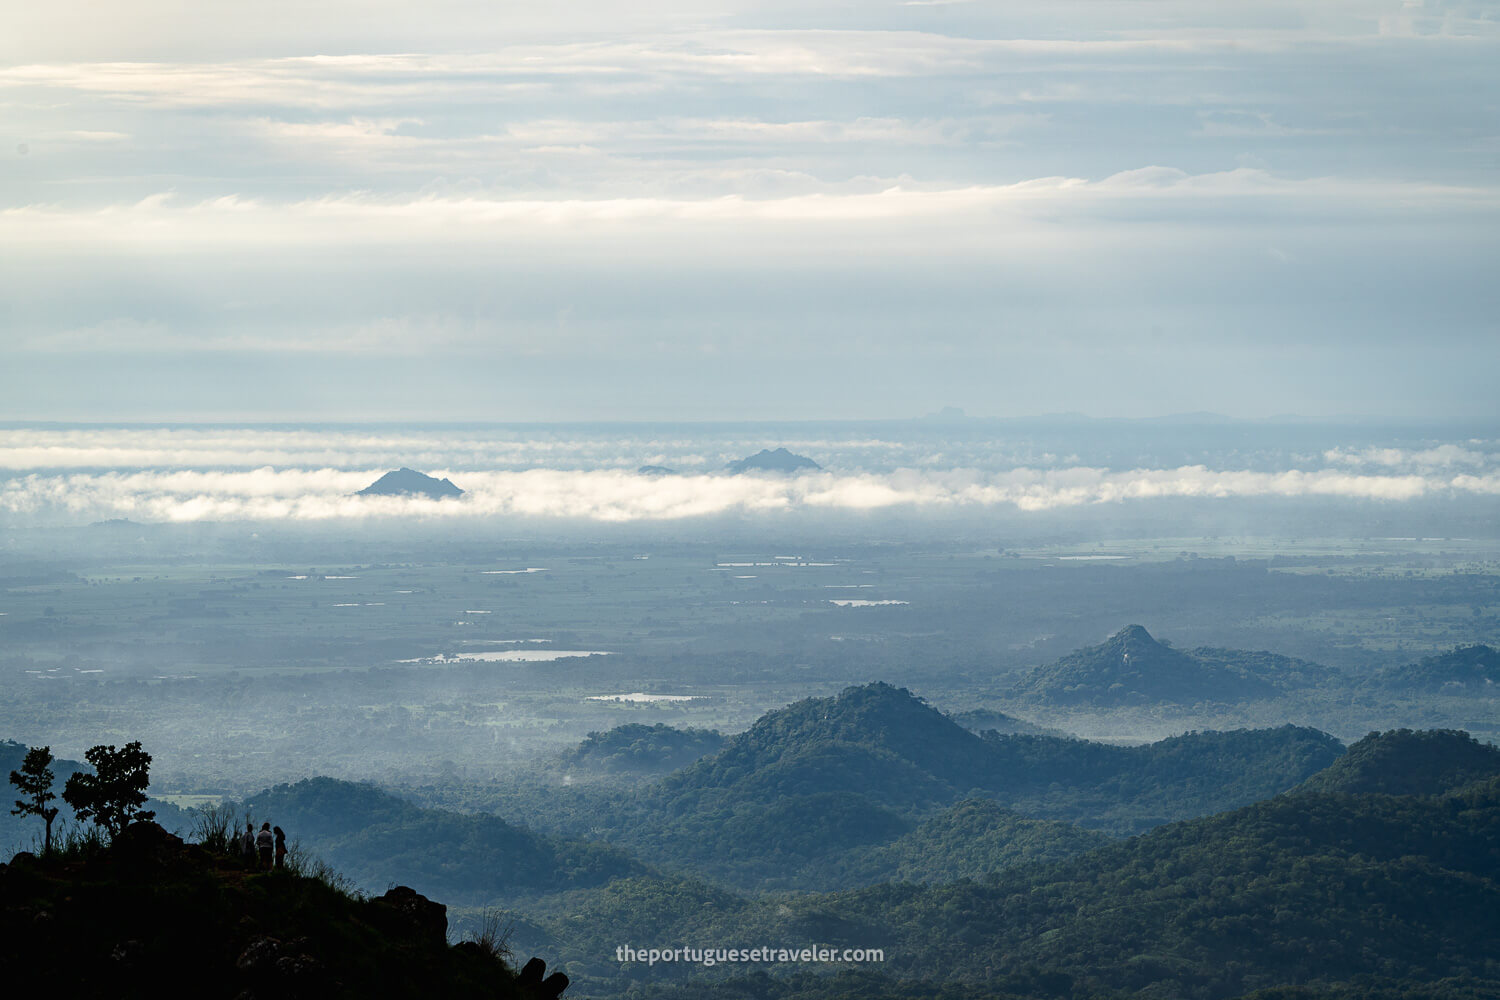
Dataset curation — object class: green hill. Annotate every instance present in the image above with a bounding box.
[946,708,1061,737]
[535,727,1500,998]
[673,682,983,790]
[822,798,1110,887]
[597,684,1341,884]
[1372,644,1500,693]
[244,778,639,904]
[1010,625,1343,706]
[1295,728,1500,796]
[807,779,1500,997]
[564,723,725,775]
[642,740,1500,998]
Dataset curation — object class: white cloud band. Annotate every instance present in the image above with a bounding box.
[1,464,1491,523]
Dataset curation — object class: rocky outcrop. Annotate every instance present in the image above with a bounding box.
[517,956,570,999]
[371,885,448,950]
[0,823,565,998]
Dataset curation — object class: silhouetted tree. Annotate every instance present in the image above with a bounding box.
[9,745,60,853]
[63,741,155,839]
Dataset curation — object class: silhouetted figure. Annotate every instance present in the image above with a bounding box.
[241,820,256,866]
[273,825,287,869]
[256,821,274,870]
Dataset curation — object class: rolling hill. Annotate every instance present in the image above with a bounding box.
[1372,644,1500,693]
[598,683,1343,883]
[1295,727,1500,796]
[588,728,1500,999]
[819,798,1111,887]
[244,777,639,904]
[562,723,725,775]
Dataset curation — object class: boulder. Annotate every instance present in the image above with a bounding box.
[370,885,447,949]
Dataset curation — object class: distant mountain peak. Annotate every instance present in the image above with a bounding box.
[1010,626,1330,707]
[724,448,821,475]
[1110,624,1157,646]
[356,468,464,499]
[736,681,975,769]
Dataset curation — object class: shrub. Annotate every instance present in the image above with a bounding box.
[463,908,515,963]
[189,801,238,854]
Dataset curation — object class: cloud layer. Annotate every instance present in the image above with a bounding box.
[4,1,1498,420]
[6,464,1495,523]
[1,422,1496,523]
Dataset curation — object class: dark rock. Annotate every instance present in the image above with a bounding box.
[236,934,327,996]
[237,935,285,973]
[113,822,185,869]
[110,939,144,966]
[517,957,569,997]
[273,951,324,980]
[371,885,447,948]
[518,957,547,984]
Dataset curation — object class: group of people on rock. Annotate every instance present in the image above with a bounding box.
[240,819,288,871]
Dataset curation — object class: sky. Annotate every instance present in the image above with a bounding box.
[3,1,1498,421]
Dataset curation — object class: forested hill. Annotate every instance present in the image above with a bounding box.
[802,779,1500,997]
[1372,644,1500,693]
[946,708,1060,736]
[245,778,641,903]
[654,682,1341,813]
[1295,728,1500,796]
[660,681,984,796]
[813,798,1112,887]
[611,729,1500,1000]
[1008,624,1346,706]
[592,683,1342,884]
[562,723,725,775]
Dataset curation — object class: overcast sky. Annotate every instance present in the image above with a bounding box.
[3,1,1497,421]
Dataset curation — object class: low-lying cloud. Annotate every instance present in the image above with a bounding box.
[2,464,1493,523]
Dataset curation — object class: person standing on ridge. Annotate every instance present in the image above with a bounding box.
[256,822,274,870]
[273,825,287,869]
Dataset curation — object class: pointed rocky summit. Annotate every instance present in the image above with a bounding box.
[724,448,821,474]
[1010,624,1277,706]
[357,468,464,499]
